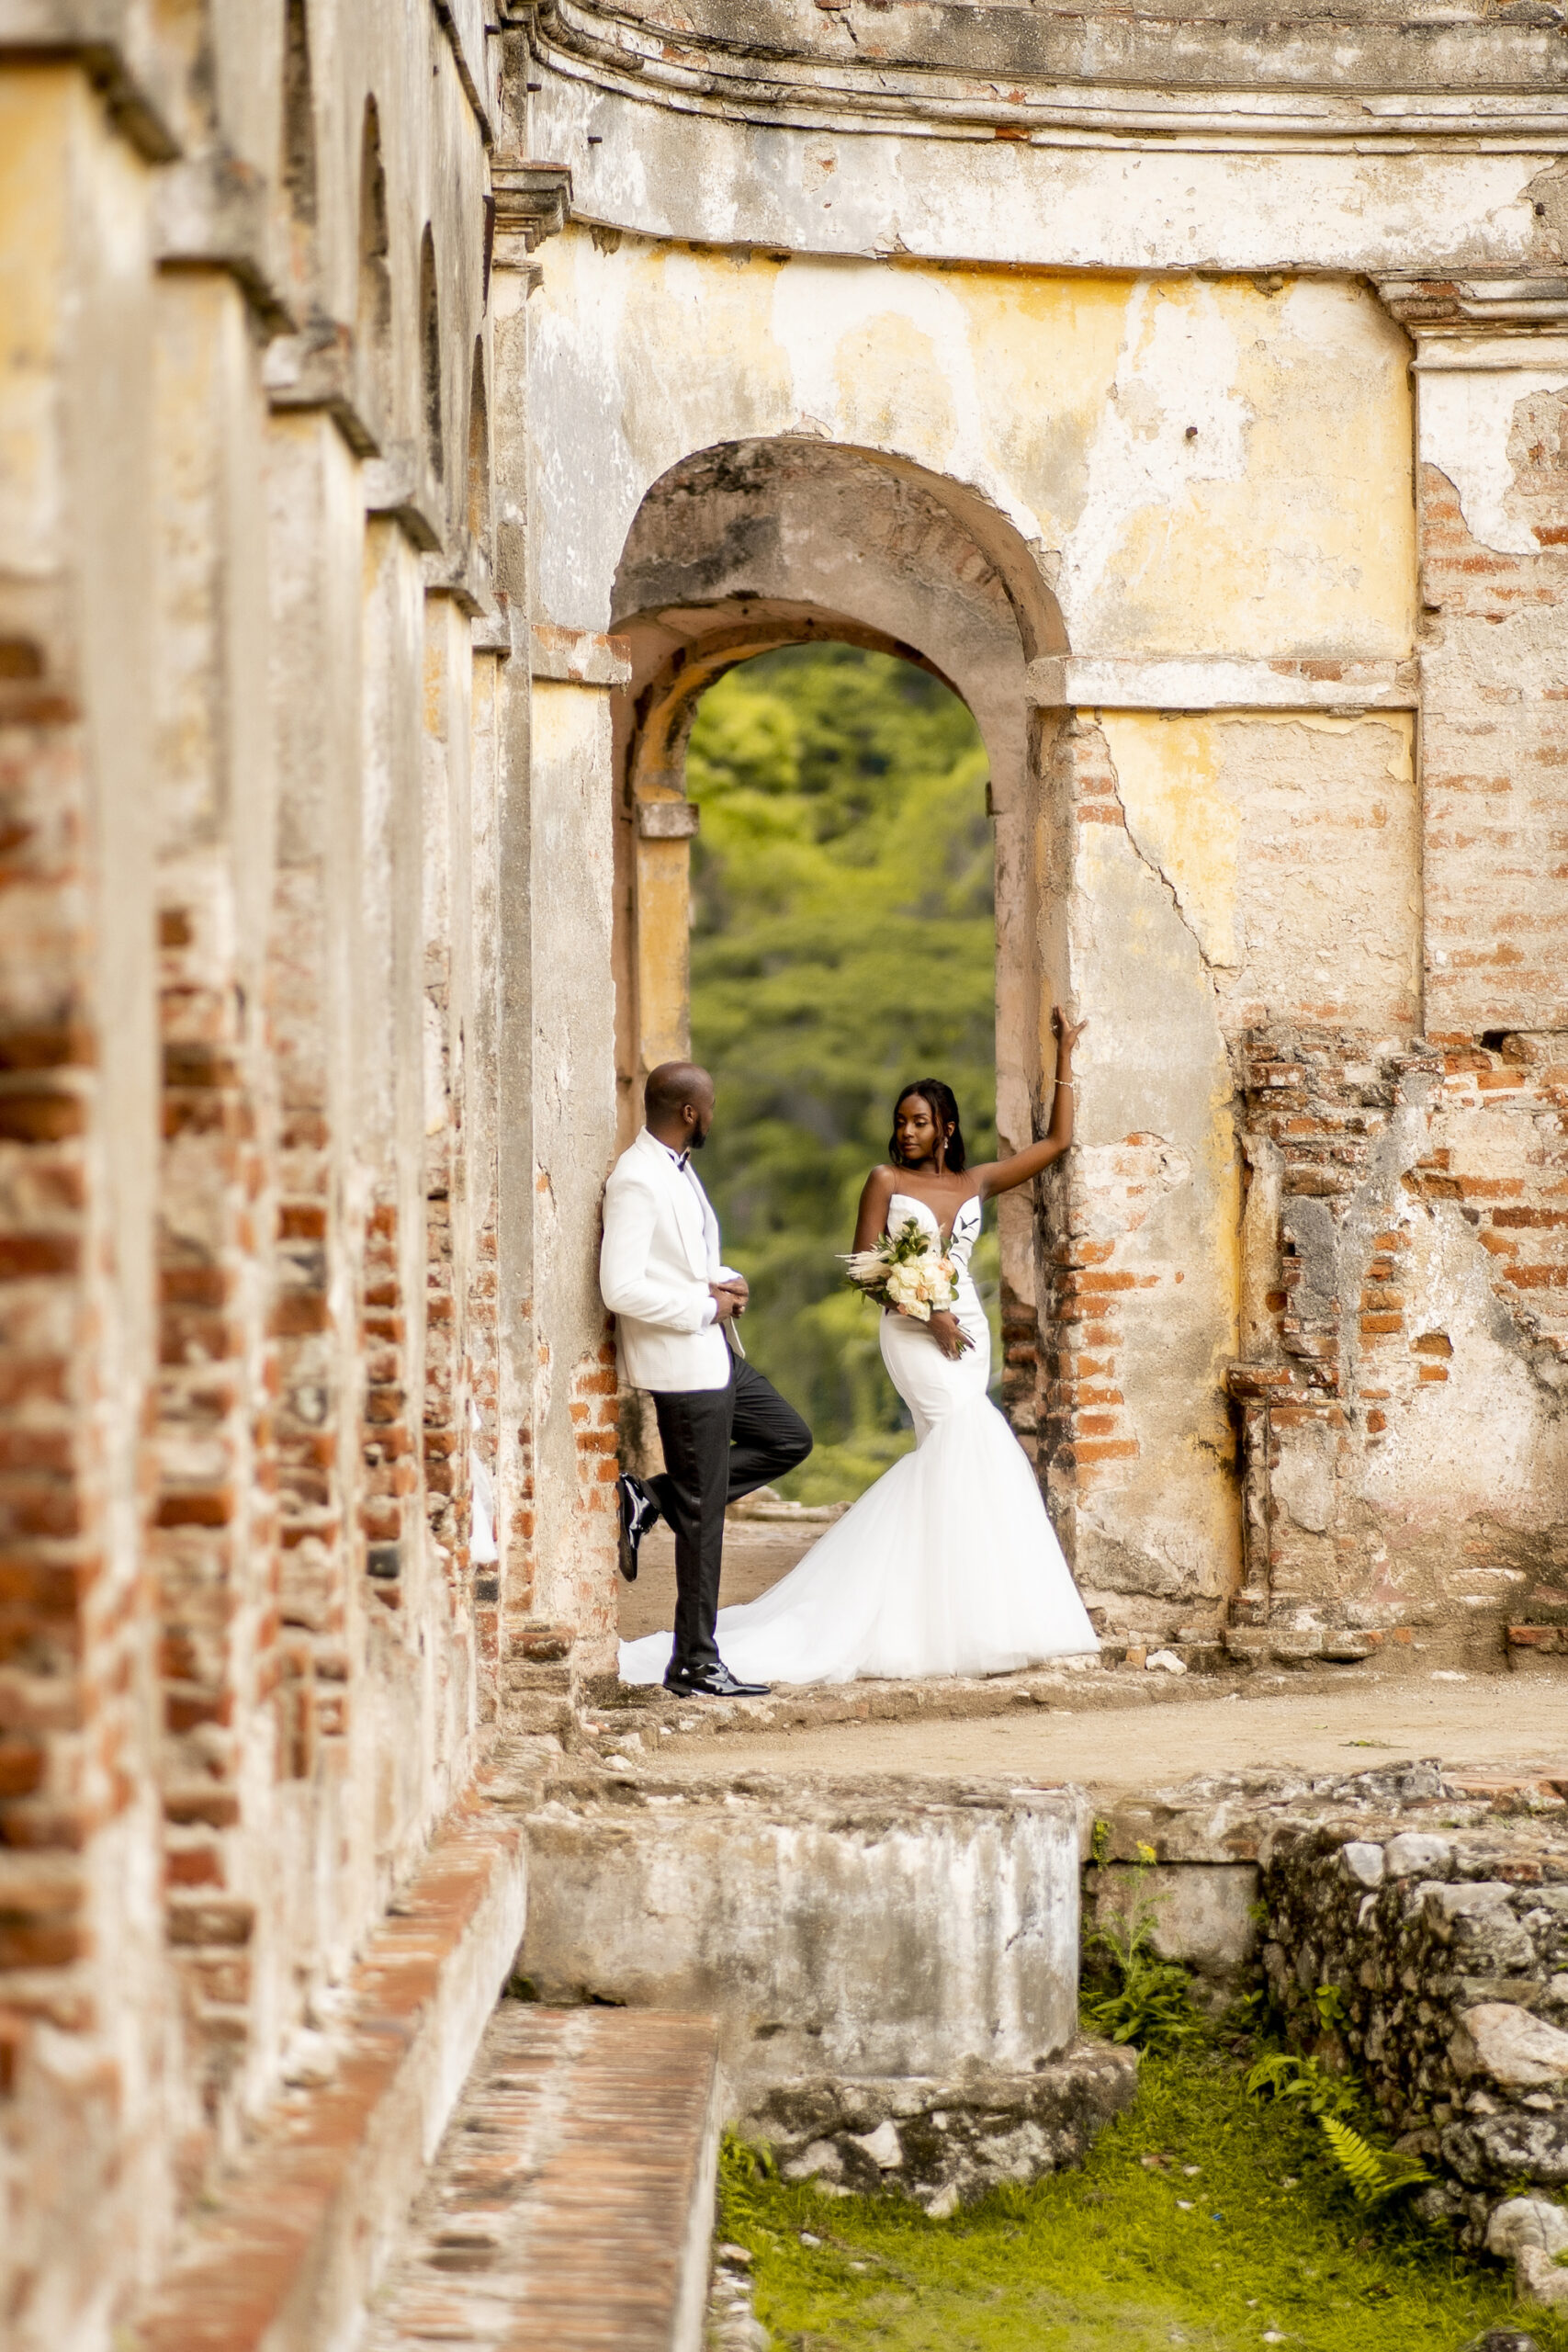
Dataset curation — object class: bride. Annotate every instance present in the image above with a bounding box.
[618,1008,1099,1686]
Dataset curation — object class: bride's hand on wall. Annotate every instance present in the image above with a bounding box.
[928,1309,972,1361]
[1051,1004,1088,1055]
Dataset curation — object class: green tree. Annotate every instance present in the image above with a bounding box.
[686,642,998,1500]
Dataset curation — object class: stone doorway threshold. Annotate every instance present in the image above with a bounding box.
[619,1674,1568,1810]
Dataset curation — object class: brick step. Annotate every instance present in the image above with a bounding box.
[365,2005,722,2352]
[127,1791,529,2352]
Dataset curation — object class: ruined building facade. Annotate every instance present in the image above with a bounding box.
[1,0,1566,2340]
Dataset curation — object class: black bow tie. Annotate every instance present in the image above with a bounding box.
[676,1151,692,1170]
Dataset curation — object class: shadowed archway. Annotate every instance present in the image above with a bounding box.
[608,435,1071,1473]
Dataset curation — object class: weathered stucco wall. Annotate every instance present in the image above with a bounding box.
[530,245,1415,660]
[0,15,576,2345]
[528,223,1546,1646]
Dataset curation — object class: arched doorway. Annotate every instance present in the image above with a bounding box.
[608,438,1065,1481]
[601,432,1247,1645]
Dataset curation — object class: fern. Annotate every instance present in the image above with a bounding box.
[1245,2049,1359,2120]
[1083,1863,1202,2055]
[1319,2114,1431,2207]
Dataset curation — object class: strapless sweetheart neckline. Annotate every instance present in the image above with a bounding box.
[888,1190,982,1251]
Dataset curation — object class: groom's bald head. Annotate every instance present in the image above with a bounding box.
[645,1061,715,1147]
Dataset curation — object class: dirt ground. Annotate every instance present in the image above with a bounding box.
[655,1679,1568,1804]
[615,1515,826,1643]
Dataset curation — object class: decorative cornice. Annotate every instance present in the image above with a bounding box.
[1375,272,1568,365]
[364,444,446,555]
[263,320,380,455]
[491,160,573,253]
[516,0,1568,154]
[0,2,181,161]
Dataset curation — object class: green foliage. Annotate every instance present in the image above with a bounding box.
[1083,1856,1204,2056]
[1318,2114,1432,2209]
[716,2048,1563,2351]
[1245,2049,1361,2121]
[685,644,998,1496]
[1313,1984,1348,2034]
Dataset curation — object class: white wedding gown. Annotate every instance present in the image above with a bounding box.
[618,1193,1100,1686]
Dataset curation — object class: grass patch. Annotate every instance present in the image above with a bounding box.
[719,2049,1568,2350]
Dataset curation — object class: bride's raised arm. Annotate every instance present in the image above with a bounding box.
[852,1163,899,1253]
[973,1007,1088,1203]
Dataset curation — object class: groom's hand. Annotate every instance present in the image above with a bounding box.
[709,1279,747,1322]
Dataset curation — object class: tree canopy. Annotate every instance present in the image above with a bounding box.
[686,641,998,1498]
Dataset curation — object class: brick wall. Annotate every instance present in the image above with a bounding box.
[1226,1029,1568,1665]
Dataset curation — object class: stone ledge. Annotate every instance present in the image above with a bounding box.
[581,1655,1387,1750]
[126,1788,528,2352]
[516,1770,1085,2104]
[531,620,633,684]
[1027,653,1419,713]
[363,2004,722,2352]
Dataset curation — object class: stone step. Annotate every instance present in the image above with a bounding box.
[580,1650,1385,1756]
[517,1772,1083,2110]
[127,1792,529,2352]
[365,2005,722,2352]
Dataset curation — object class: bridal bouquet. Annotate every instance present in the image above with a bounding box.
[841,1216,958,1323]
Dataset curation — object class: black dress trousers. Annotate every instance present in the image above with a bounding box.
[649,1358,812,1676]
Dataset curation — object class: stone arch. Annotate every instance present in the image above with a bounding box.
[280,0,318,297]
[418,225,444,490]
[466,336,490,557]
[355,96,391,437]
[610,435,1063,1096]
[608,435,1068,1443]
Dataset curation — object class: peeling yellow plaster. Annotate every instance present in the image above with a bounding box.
[1099,715,1239,971]
[1068,278,1415,659]
[1100,709,1419,1029]
[615,243,795,468]
[945,271,1130,543]
[0,70,71,567]
[547,236,1415,660]
[834,311,956,464]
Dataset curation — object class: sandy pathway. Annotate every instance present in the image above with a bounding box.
[652,1676,1567,1803]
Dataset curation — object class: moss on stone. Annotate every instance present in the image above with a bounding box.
[719,2050,1568,2349]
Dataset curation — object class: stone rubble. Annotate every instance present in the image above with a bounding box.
[706,2244,768,2352]
[750,2041,1141,2214]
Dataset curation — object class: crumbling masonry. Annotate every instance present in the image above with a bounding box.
[2,0,1567,2342]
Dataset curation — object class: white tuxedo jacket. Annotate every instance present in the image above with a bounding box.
[600,1127,734,1393]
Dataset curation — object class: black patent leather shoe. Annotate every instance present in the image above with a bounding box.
[617,1473,660,1584]
[662,1661,771,1700]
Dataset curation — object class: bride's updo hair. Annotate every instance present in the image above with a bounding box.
[890,1080,967,1174]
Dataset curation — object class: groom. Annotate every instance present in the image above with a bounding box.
[600,1061,813,1698]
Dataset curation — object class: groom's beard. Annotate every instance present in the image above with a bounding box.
[688,1125,708,1149]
